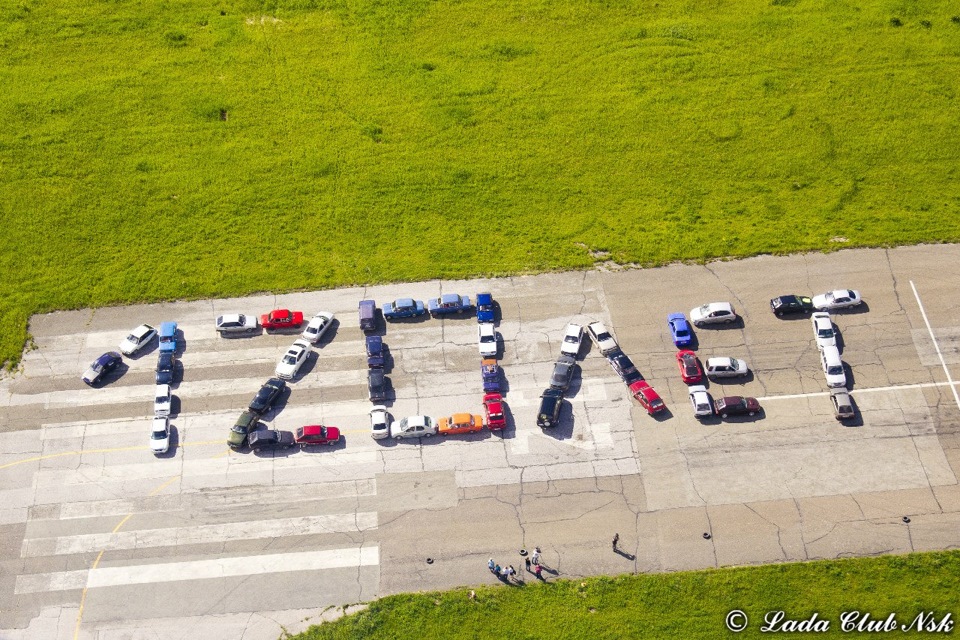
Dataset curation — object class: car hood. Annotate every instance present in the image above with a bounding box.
[150,438,169,452]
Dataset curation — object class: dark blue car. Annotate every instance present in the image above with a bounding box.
[428,293,473,316]
[156,351,176,384]
[667,313,693,348]
[366,335,385,368]
[481,357,501,392]
[476,293,495,323]
[383,298,426,320]
[82,352,123,386]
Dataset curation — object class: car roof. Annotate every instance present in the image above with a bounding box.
[588,321,607,331]
[366,334,382,344]
[159,322,177,333]
[439,293,461,303]
[708,302,733,311]
[395,297,415,306]
[298,425,326,436]
[480,323,496,335]
[450,412,474,422]
[718,396,743,404]
[707,357,733,365]
[476,292,492,303]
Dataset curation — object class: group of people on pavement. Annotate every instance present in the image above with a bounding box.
[488,546,543,582]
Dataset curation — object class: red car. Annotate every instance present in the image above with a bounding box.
[261,309,304,330]
[483,393,506,430]
[295,425,341,446]
[629,380,666,415]
[676,350,703,384]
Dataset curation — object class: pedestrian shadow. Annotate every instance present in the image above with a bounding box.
[615,548,636,561]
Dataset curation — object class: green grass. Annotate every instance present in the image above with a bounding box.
[2,0,960,368]
[293,551,960,639]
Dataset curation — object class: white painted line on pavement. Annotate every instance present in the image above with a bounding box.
[758,380,960,402]
[910,280,960,412]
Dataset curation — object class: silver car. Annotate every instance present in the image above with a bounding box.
[216,313,259,334]
[370,405,390,440]
[390,415,436,440]
[705,357,748,378]
[831,390,855,420]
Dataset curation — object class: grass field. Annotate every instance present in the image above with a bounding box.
[293,551,960,639]
[2,0,959,369]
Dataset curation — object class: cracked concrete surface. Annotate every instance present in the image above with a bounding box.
[2,246,960,638]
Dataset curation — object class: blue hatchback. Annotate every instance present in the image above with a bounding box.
[158,321,178,353]
[667,313,693,348]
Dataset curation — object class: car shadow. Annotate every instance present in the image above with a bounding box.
[708,370,755,386]
[541,401,575,440]
[775,313,812,321]
[260,387,292,420]
[174,328,187,356]
[563,370,583,399]
[683,333,700,351]
[125,342,158,360]
[299,437,347,452]
[719,409,765,422]
[834,328,846,355]
[842,362,856,390]
[313,318,340,348]
[492,401,516,439]
[839,396,864,426]
[385,314,430,326]
[155,425,179,458]
[253,440,299,458]
[168,395,182,418]
[832,302,871,315]
[295,352,320,379]
[650,407,673,422]
[97,361,130,386]
[220,327,263,338]
[697,317,745,330]
[431,312,477,323]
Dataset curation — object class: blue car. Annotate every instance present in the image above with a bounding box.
[366,335,385,368]
[158,321,178,353]
[82,351,123,386]
[428,293,473,316]
[476,292,495,323]
[383,298,426,320]
[481,357,501,392]
[667,313,693,348]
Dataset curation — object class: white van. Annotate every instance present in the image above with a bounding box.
[820,346,846,389]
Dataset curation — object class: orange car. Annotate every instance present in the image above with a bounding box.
[437,412,485,436]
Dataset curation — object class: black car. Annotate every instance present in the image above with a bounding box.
[81,352,123,386]
[249,378,286,415]
[714,396,761,418]
[770,295,814,317]
[155,351,176,385]
[537,388,564,428]
[366,335,385,368]
[549,356,577,392]
[368,368,387,402]
[608,350,642,384]
[248,429,296,451]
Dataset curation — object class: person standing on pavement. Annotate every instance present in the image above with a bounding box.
[531,547,541,566]
[525,556,532,572]
[612,533,619,551]
[488,558,496,573]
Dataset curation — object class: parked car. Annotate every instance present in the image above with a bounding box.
[667,313,693,348]
[476,292,496,323]
[478,323,498,357]
[119,324,156,356]
[811,312,837,349]
[428,293,472,316]
[82,352,123,386]
[676,350,703,384]
[704,357,749,378]
[358,300,377,331]
[560,323,584,357]
[368,368,387,402]
[438,412,485,436]
[770,295,814,317]
[216,314,259,334]
[813,289,862,311]
[248,429,296,451]
[155,351,176,385]
[714,396,761,418]
[608,350,642,384]
[227,411,259,449]
[370,405,390,440]
[629,380,666,414]
[261,309,304,330]
[150,416,171,455]
[154,384,172,417]
[390,415,437,440]
[537,388,564,428]
[275,339,311,380]
[158,322,178,354]
[690,303,737,327]
[383,298,426,320]
[302,311,335,344]
[295,425,341,447]
[248,378,286,415]
[831,389,856,420]
[366,335,385,368]
[820,345,846,388]
[688,385,713,418]
[586,321,619,355]
[549,355,577,391]
[484,393,506,431]
[481,358,501,392]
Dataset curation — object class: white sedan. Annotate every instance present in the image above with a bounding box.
[688,385,713,418]
[119,324,156,356]
[154,384,171,417]
[478,323,498,357]
[275,339,311,380]
[390,415,437,440]
[811,312,836,349]
[150,416,171,454]
[370,405,390,440]
[302,311,335,344]
[560,323,584,357]
[704,357,749,378]
[586,321,619,356]
[812,289,862,310]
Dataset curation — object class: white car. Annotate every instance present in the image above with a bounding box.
[705,357,749,378]
[275,339,311,380]
[559,323,584,357]
[370,405,390,440]
[586,321,618,356]
[390,415,437,440]
[478,323,498,357]
[119,324,156,356]
[820,345,847,388]
[154,384,171,417]
[688,385,713,418]
[150,416,171,454]
[812,289,862,311]
[690,302,737,327]
[216,313,259,334]
[302,311,335,344]
[811,312,836,349]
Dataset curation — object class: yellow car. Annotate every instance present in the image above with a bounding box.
[437,412,485,436]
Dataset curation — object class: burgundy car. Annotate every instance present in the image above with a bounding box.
[714,396,761,418]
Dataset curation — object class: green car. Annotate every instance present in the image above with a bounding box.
[228,411,259,450]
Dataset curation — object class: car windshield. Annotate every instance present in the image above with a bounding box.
[481,335,495,343]
[151,430,166,440]
[675,328,690,337]
[283,355,297,364]
[650,398,664,409]
[828,366,843,375]
[698,304,710,313]
[818,327,834,338]
[564,335,578,343]
[156,395,166,403]
[488,411,503,421]
[597,332,611,341]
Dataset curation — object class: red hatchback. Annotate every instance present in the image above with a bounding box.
[629,380,666,415]
[676,350,703,384]
[483,393,506,430]
[295,425,341,446]
[261,309,304,330]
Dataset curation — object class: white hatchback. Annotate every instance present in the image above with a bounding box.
[688,385,714,418]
